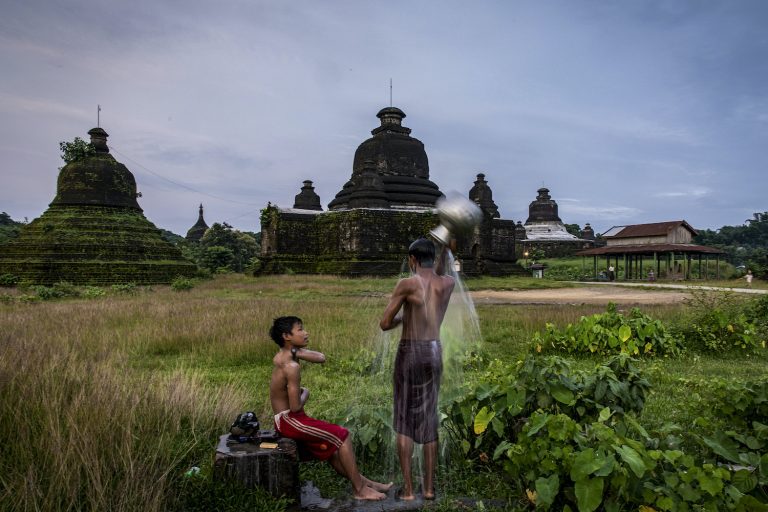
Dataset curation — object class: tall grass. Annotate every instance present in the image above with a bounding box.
[1,274,765,510]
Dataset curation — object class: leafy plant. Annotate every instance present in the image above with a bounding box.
[497,411,757,511]
[82,286,106,298]
[443,354,651,463]
[341,402,393,460]
[59,136,95,167]
[0,273,19,287]
[534,303,681,357]
[674,291,764,353]
[171,277,195,291]
[111,283,137,294]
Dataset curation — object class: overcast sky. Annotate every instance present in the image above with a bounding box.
[2,0,766,236]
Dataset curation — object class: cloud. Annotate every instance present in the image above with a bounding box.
[654,188,711,199]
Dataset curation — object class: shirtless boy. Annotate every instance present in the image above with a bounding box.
[380,238,455,501]
[269,316,392,501]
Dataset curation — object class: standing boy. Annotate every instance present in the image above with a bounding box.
[269,316,391,501]
[379,238,455,501]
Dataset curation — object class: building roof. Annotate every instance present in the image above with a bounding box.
[575,243,724,256]
[603,220,697,239]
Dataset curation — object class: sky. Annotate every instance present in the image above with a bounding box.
[1,0,767,237]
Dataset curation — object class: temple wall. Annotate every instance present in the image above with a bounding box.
[259,206,520,276]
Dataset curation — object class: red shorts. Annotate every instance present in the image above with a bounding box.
[274,410,348,461]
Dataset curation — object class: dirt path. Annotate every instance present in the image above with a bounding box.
[470,286,689,305]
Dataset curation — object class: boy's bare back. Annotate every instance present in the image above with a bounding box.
[270,352,299,414]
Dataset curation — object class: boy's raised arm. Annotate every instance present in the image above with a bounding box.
[293,347,326,364]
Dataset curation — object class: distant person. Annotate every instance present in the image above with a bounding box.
[745,270,754,288]
[269,316,392,501]
[608,265,615,281]
[648,269,655,282]
[380,238,455,501]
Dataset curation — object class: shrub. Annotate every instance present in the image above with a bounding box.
[171,277,195,292]
[33,285,63,300]
[82,286,106,298]
[534,303,681,357]
[500,411,750,511]
[52,281,80,298]
[111,283,137,294]
[673,291,763,353]
[0,273,19,287]
[443,354,651,463]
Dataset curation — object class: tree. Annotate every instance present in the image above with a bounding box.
[694,212,768,279]
[564,223,581,237]
[59,137,95,168]
[0,212,21,244]
[198,223,258,272]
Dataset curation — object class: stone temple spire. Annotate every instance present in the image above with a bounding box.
[328,106,442,210]
[469,173,499,218]
[293,180,323,211]
[186,203,209,242]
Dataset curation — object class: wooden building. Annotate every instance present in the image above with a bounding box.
[575,220,725,281]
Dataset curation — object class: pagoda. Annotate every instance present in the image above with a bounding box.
[0,128,196,284]
[186,204,209,242]
[259,108,518,275]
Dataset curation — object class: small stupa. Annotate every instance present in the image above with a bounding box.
[0,127,196,284]
[519,187,593,257]
[186,204,209,242]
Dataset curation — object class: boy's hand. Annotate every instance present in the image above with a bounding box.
[300,387,309,406]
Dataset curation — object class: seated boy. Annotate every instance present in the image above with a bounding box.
[269,316,392,501]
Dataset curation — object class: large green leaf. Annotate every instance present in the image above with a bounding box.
[551,383,576,405]
[571,449,603,481]
[615,445,647,478]
[473,406,495,435]
[574,477,604,512]
[698,472,723,496]
[618,324,632,343]
[535,473,559,508]
[701,431,741,463]
[527,413,550,436]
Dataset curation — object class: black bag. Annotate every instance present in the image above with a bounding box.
[229,411,260,436]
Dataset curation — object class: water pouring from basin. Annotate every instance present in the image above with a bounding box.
[369,193,483,500]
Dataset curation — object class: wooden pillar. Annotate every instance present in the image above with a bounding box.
[640,254,643,280]
[623,253,628,281]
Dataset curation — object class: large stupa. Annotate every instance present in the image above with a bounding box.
[258,107,519,275]
[0,127,196,284]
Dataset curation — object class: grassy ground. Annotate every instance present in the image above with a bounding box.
[0,274,765,511]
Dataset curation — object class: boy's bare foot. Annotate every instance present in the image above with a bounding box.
[395,488,416,501]
[354,486,386,501]
[362,477,393,492]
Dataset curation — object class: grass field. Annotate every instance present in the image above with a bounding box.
[0,274,765,510]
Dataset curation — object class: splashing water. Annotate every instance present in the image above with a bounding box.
[360,249,482,483]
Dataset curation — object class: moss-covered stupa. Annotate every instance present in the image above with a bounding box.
[0,127,196,284]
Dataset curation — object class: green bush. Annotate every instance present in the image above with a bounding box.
[534,303,682,357]
[500,411,752,511]
[32,285,63,300]
[171,277,195,292]
[443,354,651,463]
[111,283,137,294]
[674,292,763,353]
[0,273,19,287]
[82,286,106,298]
